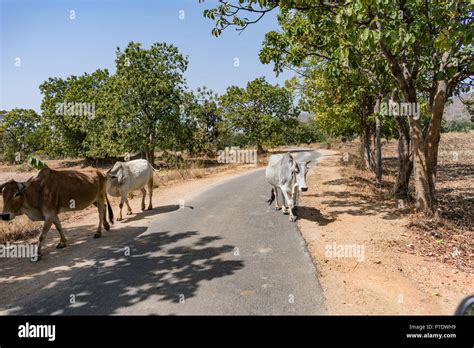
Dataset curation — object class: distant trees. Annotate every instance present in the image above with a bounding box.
[1,42,321,165]
[219,77,301,153]
[1,109,45,162]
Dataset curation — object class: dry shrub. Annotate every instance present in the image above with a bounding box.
[0,216,42,244]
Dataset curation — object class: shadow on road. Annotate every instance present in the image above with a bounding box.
[1,227,244,315]
[122,204,193,223]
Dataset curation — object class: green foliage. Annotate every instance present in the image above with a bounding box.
[181,87,222,155]
[219,77,299,151]
[441,120,474,133]
[28,156,48,169]
[103,42,189,162]
[1,109,46,163]
[39,69,109,158]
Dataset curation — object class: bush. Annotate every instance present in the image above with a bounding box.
[442,120,474,133]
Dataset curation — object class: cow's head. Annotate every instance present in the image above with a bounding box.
[295,160,311,192]
[106,162,126,185]
[0,180,28,220]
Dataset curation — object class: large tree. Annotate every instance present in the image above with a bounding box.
[105,42,189,164]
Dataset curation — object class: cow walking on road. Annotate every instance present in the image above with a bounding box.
[0,168,114,258]
[265,153,311,222]
[106,159,156,221]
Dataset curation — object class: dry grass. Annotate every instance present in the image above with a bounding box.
[335,131,473,272]
[0,216,42,244]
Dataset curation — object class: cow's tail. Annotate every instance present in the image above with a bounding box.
[267,188,275,205]
[106,194,114,225]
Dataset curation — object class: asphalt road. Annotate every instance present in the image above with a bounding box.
[0,150,325,315]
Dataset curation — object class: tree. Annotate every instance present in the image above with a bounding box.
[219,77,299,153]
[39,69,110,158]
[1,109,45,163]
[181,87,222,155]
[103,42,188,164]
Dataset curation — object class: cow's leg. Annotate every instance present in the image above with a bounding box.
[147,177,153,210]
[125,198,133,215]
[103,203,110,231]
[140,188,146,211]
[117,195,125,221]
[94,198,105,238]
[280,187,289,214]
[273,187,282,210]
[37,217,54,259]
[53,216,67,248]
[281,189,296,221]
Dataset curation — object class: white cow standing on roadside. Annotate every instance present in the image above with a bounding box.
[106,159,156,221]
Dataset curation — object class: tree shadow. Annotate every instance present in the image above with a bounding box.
[1,227,244,315]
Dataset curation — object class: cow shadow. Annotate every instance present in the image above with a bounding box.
[0,226,244,315]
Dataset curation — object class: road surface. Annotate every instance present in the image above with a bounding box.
[0,150,325,315]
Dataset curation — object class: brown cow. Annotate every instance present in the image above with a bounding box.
[0,167,114,259]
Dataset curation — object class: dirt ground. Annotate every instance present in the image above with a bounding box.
[298,148,473,315]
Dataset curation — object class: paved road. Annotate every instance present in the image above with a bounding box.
[0,150,325,315]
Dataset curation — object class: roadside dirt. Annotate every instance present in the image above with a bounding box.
[298,149,472,315]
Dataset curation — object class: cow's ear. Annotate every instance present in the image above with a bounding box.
[0,182,7,194]
[290,158,297,172]
[15,182,26,196]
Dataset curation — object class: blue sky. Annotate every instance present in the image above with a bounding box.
[0,0,292,112]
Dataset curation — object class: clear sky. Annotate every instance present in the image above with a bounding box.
[0,0,292,112]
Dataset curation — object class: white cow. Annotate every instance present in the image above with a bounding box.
[106,159,156,221]
[265,153,311,222]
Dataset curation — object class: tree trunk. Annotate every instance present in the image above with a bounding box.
[425,80,448,201]
[374,98,382,182]
[144,133,155,167]
[391,90,412,198]
[393,116,413,198]
[360,108,373,171]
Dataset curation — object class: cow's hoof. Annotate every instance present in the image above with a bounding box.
[126,211,133,215]
[289,216,297,222]
[93,233,102,239]
[274,206,282,211]
[147,206,153,210]
[31,255,41,262]
[141,205,146,211]
[56,242,66,249]
[117,217,123,221]
[104,223,110,231]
